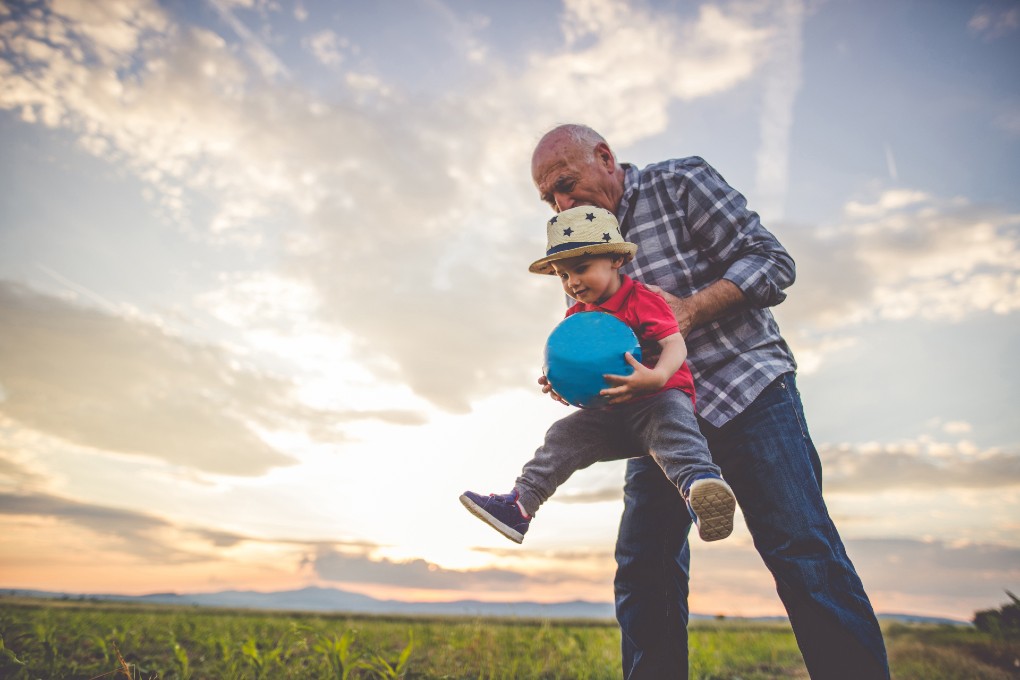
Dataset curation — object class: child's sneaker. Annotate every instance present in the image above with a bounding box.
[684,475,736,542]
[459,489,531,544]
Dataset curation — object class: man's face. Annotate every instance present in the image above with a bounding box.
[532,139,618,214]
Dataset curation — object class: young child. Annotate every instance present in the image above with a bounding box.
[460,205,737,544]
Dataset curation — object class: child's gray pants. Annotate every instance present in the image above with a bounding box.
[514,389,720,516]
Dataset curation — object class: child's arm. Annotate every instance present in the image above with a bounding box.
[599,332,688,404]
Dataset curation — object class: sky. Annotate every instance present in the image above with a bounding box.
[0,0,1018,622]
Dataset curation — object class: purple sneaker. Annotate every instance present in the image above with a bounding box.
[459,489,531,543]
[684,475,736,542]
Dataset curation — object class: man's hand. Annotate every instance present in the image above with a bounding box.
[538,374,570,405]
[645,280,746,337]
[599,353,668,405]
[644,285,695,337]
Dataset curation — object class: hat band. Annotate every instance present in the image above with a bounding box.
[546,241,608,256]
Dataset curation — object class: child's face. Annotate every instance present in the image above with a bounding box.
[550,255,624,305]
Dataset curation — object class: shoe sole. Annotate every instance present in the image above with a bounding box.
[459,494,525,544]
[688,479,735,542]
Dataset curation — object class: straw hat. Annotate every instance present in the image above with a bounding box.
[529,206,638,275]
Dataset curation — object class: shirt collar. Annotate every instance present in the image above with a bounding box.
[587,273,634,313]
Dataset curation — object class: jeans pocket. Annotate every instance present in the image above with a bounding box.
[774,374,810,442]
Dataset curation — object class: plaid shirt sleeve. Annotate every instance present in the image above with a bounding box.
[679,158,796,307]
[618,158,798,426]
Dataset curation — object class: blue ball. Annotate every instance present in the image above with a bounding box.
[543,311,642,408]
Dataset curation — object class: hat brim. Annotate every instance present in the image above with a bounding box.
[529,242,637,275]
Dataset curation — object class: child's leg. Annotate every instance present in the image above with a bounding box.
[626,391,718,491]
[460,408,631,543]
[514,407,631,517]
[628,390,735,541]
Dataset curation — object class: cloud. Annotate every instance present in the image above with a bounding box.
[0,281,422,475]
[533,434,1020,505]
[774,189,1020,364]
[847,538,1020,602]
[2,467,1014,617]
[291,0,783,410]
[968,3,1020,41]
[821,438,1020,493]
[0,447,47,489]
[507,0,773,146]
[314,547,539,591]
[0,489,214,562]
[0,0,790,414]
[0,486,381,561]
[843,189,930,219]
[302,29,346,66]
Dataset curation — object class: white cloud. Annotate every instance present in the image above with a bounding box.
[821,436,1020,493]
[303,29,346,66]
[0,282,422,475]
[968,3,1020,41]
[776,189,1020,355]
[0,0,795,414]
[49,0,170,63]
[844,189,930,219]
[507,0,772,146]
[942,420,973,435]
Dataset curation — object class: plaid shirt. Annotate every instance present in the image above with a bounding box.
[616,157,797,426]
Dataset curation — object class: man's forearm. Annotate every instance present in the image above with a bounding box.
[650,278,748,336]
[688,279,745,328]
[660,279,746,336]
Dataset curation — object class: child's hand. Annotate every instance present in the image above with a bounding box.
[538,374,570,406]
[600,353,667,404]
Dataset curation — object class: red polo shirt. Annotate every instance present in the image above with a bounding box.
[565,274,696,403]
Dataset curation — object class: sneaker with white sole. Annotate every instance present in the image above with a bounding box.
[459,489,531,544]
[684,475,736,542]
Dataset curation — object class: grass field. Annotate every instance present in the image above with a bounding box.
[1,597,1018,679]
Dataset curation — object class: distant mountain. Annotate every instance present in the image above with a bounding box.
[1,586,615,620]
[0,586,968,625]
[875,612,969,626]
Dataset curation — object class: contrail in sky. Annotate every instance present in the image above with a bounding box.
[885,142,899,180]
[754,0,805,222]
[36,263,120,313]
[206,0,292,81]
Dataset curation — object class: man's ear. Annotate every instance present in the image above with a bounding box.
[594,142,615,172]
[610,255,626,270]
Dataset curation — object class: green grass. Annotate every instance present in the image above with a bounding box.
[1,597,1017,679]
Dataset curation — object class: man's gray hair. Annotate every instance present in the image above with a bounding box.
[557,123,607,150]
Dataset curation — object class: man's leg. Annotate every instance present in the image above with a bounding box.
[703,373,890,679]
[615,455,692,680]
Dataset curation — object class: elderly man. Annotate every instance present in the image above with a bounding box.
[531,124,889,680]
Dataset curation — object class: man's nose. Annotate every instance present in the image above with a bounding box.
[555,193,576,211]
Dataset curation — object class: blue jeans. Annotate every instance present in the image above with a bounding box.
[615,373,890,679]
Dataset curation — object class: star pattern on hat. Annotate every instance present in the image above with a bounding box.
[586,212,596,221]
[563,227,573,236]
[602,233,611,242]
[549,215,558,225]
